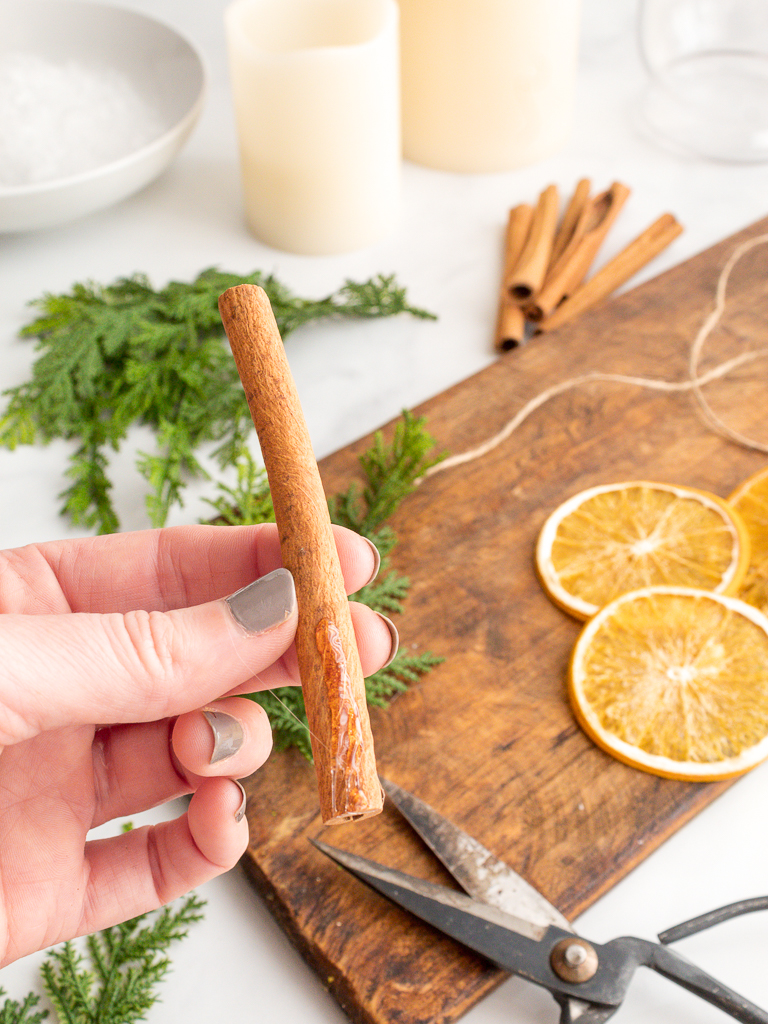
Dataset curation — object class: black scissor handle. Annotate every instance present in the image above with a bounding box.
[556,995,618,1024]
[659,896,768,946]
[650,942,768,1024]
[608,937,768,1024]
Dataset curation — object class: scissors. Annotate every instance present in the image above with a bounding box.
[313,778,768,1024]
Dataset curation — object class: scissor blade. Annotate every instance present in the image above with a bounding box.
[313,838,547,942]
[380,777,572,933]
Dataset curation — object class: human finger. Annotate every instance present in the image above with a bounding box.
[171,697,272,779]
[4,523,379,615]
[81,778,248,939]
[351,603,399,675]
[90,698,270,827]
[89,600,394,820]
[89,600,396,822]
[0,569,298,744]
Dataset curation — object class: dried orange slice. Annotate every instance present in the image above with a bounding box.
[728,465,768,615]
[536,481,750,620]
[568,586,768,781]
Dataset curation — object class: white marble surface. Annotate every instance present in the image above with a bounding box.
[1,0,768,1021]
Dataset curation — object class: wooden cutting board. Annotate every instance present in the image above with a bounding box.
[240,215,768,1024]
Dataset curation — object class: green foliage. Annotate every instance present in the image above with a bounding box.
[329,410,445,537]
[353,566,410,617]
[0,991,47,1024]
[253,687,315,761]
[1,270,435,534]
[365,650,445,708]
[0,895,204,1024]
[201,445,274,526]
[2,267,445,756]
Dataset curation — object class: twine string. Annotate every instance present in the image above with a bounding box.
[263,683,328,752]
[688,232,768,454]
[422,232,768,482]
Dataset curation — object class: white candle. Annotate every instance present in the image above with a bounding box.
[398,0,582,173]
[225,0,400,255]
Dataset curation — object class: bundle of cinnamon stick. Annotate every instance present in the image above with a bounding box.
[494,179,683,351]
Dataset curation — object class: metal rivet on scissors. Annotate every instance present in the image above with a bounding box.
[312,777,768,1024]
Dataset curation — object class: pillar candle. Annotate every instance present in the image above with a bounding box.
[398,0,582,173]
[225,0,401,255]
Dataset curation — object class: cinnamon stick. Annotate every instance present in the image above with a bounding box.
[527,181,631,321]
[505,184,559,301]
[494,203,534,351]
[548,177,591,268]
[218,284,383,826]
[536,213,683,333]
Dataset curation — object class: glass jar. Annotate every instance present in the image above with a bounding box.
[638,0,768,162]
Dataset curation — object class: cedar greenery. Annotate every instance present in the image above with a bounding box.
[0,894,205,1023]
[0,269,436,535]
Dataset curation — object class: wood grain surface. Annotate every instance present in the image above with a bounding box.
[240,215,768,1024]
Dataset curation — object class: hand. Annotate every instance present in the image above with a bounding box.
[0,523,394,966]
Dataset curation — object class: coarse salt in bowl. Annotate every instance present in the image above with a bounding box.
[0,0,206,232]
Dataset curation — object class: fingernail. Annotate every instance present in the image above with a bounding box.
[376,612,399,669]
[233,780,247,823]
[202,707,245,764]
[362,536,381,587]
[225,568,296,635]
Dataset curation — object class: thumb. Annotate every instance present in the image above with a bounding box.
[0,569,297,744]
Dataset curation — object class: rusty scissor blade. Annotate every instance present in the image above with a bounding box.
[380,777,572,934]
[312,838,550,943]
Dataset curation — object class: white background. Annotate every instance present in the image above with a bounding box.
[1,0,767,1021]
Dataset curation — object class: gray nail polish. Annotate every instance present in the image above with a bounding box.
[225,568,296,635]
[377,612,399,669]
[362,536,381,587]
[233,780,247,823]
[202,708,245,764]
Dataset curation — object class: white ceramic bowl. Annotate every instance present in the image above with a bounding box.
[0,0,206,232]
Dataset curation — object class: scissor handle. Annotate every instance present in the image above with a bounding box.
[556,996,618,1024]
[633,939,768,1024]
[659,896,768,945]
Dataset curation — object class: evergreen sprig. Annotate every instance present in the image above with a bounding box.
[1,270,435,534]
[0,991,47,1024]
[329,409,445,537]
[0,894,204,1024]
[201,444,273,526]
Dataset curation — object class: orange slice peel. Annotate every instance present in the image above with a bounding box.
[728,464,768,615]
[568,586,768,781]
[536,481,751,620]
